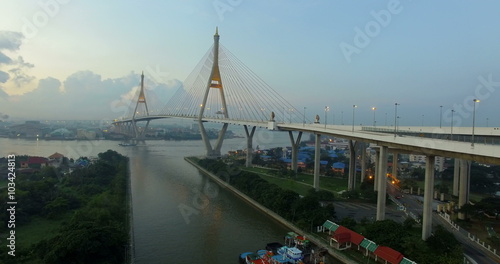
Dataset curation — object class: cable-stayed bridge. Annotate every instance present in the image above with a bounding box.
[113,28,500,248]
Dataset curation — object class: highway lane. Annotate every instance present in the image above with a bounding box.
[385,181,500,264]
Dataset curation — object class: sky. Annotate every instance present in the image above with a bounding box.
[0,0,499,127]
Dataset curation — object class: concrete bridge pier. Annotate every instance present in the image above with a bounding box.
[453,158,460,196]
[373,149,379,191]
[376,146,388,220]
[458,159,471,220]
[288,131,303,173]
[244,125,256,167]
[348,140,358,190]
[360,142,367,184]
[422,155,435,240]
[314,133,321,190]
[391,150,399,180]
[199,120,228,157]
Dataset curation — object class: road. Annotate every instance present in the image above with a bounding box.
[386,181,500,264]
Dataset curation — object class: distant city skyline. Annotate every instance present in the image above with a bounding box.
[0,0,499,127]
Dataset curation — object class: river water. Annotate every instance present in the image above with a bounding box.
[0,129,328,263]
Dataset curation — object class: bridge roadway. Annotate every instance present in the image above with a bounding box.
[116,116,500,164]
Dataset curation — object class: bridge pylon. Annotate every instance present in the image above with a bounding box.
[131,72,150,141]
[198,27,229,157]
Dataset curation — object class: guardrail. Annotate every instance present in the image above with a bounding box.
[438,212,499,260]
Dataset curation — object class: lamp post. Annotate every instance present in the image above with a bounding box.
[486,117,489,127]
[303,107,306,127]
[341,111,344,125]
[439,105,443,128]
[372,107,377,127]
[385,113,387,126]
[324,106,329,129]
[471,99,479,147]
[352,105,357,132]
[394,103,400,137]
[450,109,455,140]
[421,114,424,127]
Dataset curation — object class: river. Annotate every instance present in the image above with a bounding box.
[0,129,330,263]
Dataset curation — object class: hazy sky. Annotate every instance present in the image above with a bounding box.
[0,0,499,127]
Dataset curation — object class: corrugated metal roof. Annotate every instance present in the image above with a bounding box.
[360,238,378,252]
[322,220,339,231]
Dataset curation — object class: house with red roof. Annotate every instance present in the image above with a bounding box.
[330,225,365,250]
[374,246,404,264]
[20,157,49,169]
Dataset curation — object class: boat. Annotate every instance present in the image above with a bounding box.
[243,252,270,264]
[276,246,304,264]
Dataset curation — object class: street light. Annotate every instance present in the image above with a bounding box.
[341,111,344,125]
[324,106,330,129]
[352,105,357,132]
[450,109,455,140]
[421,114,424,127]
[471,99,479,147]
[394,103,400,137]
[385,113,387,126]
[439,105,443,128]
[372,107,377,127]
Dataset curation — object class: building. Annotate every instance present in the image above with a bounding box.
[77,129,97,140]
[20,157,49,169]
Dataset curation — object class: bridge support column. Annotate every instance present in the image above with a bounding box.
[373,149,379,191]
[244,125,256,167]
[199,121,228,157]
[314,133,321,190]
[213,123,228,156]
[458,160,471,220]
[360,143,366,184]
[453,158,460,196]
[348,140,358,190]
[288,131,303,173]
[392,151,399,180]
[422,155,435,240]
[376,146,388,221]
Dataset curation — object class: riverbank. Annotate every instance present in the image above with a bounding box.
[184,156,357,264]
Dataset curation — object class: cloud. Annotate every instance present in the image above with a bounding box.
[0,52,12,64]
[6,70,182,120]
[0,71,9,83]
[0,31,35,88]
[8,56,35,87]
[0,31,23,51]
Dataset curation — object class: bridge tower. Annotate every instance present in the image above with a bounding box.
[131,72,150,141]
[198,27,229,157]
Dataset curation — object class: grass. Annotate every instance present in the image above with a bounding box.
[243,167,349,196]
[0,178,7,189]
[405,179,489,202]
[258,175,313,196]
[16,215,69,249]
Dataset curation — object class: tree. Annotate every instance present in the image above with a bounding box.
[426,225,463,263]
[365,220,407,252]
